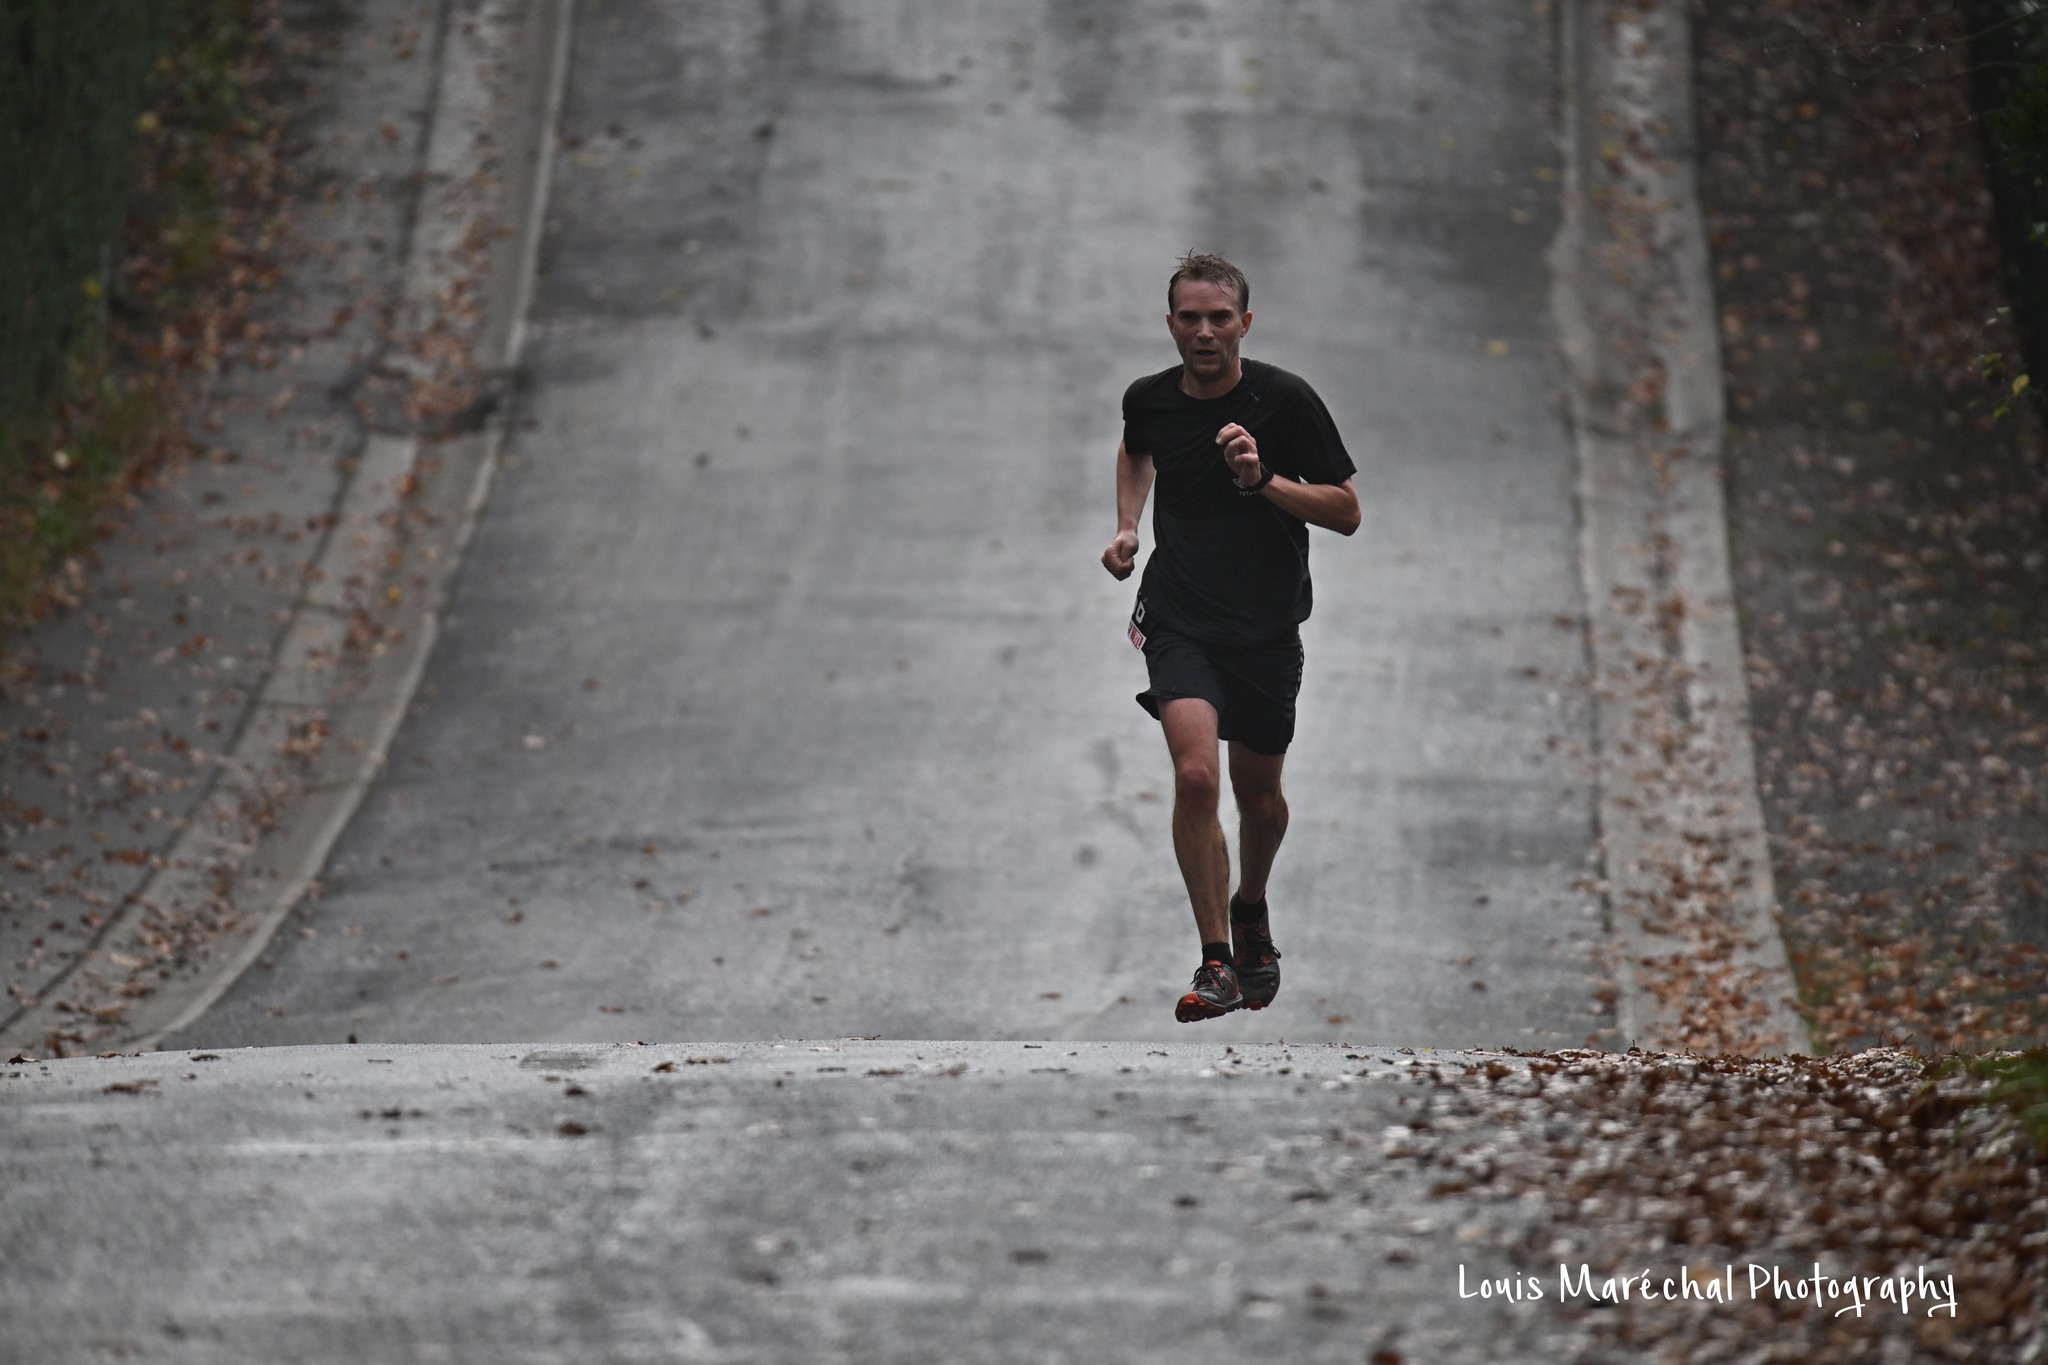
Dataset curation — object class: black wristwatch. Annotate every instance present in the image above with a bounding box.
[1236,462,1274,496]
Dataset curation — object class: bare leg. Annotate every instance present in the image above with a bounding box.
[1228,742,1288,906]
[1160,698,1230,948]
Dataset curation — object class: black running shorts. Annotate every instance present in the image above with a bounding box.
[1134,621,1304,756]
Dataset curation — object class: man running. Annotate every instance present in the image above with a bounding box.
[1102,252,1359,1023]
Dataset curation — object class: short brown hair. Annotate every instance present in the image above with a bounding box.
[1167,251,1249,313]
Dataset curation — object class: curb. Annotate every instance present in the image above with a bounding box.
[1552,0,1810,1054]
[0,0,575,1058]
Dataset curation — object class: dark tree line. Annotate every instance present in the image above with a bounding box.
[1965,0,2048,401]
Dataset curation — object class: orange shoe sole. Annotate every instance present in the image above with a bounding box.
[1175,992,1238,1022]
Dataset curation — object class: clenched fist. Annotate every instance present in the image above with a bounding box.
[1102,529,1139,580]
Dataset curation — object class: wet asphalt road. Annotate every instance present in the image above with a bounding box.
[173,0,1605,1051]
[3,1042,1574,1365]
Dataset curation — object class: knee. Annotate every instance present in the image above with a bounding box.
[1174,759,1222,812]
[1237,786,1288,831]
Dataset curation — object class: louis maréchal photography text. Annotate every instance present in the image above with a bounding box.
[1460,1264,1960,1318]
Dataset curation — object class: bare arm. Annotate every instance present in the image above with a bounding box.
[1216,422,1360,536]
[1101,441,1155,579]
[1258,474,1360,535]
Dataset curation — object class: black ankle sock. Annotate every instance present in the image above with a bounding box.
[1230,894,1269,937]
[1202,940,1234,966]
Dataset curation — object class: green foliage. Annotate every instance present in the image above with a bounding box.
[0,365,161,613]
[1975,19,2048,417]
[1950,1048,2048,1157]
[1994,48,2048,172]
[0,1,171,420]
[0,0,262,633]
[129,0,266,304]
[1967,1,2048,426]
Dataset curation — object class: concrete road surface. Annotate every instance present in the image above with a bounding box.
[173,0,1604,1050]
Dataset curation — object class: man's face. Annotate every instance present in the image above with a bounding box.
[1167,278,1251,388]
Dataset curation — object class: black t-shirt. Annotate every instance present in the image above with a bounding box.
[1122,358,1355,645]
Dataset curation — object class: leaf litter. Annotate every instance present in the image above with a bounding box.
[1695,0,2048,1053]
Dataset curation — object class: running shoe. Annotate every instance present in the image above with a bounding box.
[1175,959,1243,1022]
[1233,928,1282,1011]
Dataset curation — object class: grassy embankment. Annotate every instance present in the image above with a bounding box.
[0,0,279,637]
